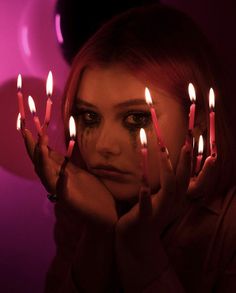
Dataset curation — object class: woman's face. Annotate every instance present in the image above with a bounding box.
[75,64,187,202]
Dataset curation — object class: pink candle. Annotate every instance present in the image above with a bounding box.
[17,74,25,122]
[195,135,204,174]
[28,95,42,136]
[209,88,217,157]
[44,71,53,125]
[139,128,149,187]
[188,83,196,131]
[16,113,21,131]
[66,116,76,158]
[145,87,165,148]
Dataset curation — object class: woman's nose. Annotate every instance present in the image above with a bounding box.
[95,124,121,157]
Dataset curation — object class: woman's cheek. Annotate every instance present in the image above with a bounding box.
[77,127,95,158]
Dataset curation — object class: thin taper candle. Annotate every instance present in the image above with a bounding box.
[17,74,25,122]
[209,88,217,157]
[67,116,76,158]
[188,83,196,131]
[145,87,165,148]
[44,71,53,125]
[139,128,149,187]
[28,95,43,136]
[195,135,204,174]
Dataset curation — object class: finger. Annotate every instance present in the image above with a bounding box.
[56,165,69,203]
[188,155,216,196]
[152,148,175,216]
[139,185,152,220]
[38,143,59,192]
[176,144,192,194]
[38,132,49,146]
[23,129,36,161]
[159,147,174,192]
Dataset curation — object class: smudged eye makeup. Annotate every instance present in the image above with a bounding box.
[122,111,151,131]
[75,108,101,127]
[75,106,151,131]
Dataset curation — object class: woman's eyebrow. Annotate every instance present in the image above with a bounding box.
[75,100,98,109]
[114,99,147,109]
[75,98,148,109]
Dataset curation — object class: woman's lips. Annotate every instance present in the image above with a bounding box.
[90,166,131,182]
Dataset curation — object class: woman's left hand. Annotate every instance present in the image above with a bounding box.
[115,144,192,292]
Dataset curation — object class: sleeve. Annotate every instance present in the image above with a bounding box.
[143,265,185,293]
[214,252,236,292]
[44,204,84,293]
[213,189,236,292]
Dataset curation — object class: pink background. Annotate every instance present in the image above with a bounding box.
[0,0,235,291]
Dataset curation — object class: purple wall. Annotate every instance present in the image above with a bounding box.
[0,0,235,292]
[0,0,69,292]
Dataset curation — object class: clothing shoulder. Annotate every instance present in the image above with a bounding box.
[222,186,236,250]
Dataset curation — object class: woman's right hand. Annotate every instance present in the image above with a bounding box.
[23,128,118,292]
[23,128,118,227]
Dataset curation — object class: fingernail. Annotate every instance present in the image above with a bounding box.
[160,146,170,159]
[185,131,193,152]
[210,154,217,164]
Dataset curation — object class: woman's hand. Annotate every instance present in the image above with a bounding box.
[115,144,192,292]
[23,128,118,292]
[23,128,117,226]
[187,155,217,199]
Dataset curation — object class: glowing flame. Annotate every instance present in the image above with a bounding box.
[139,128,147,146]
[17,74,22,90]
[16,113,21,130]
[188,83,196,103]
[69,116,76,138]
[198,135,204,154]
[145,87,153,105]
[28,95,36,114]
[46,71,53,96]
[209,88,215,109]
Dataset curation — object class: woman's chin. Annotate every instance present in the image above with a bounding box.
[101,178,140,203]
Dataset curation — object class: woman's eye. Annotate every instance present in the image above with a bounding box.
[78,110,100,126]
[124,112,151,129]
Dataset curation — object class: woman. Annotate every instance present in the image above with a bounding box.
[23,3,236,292]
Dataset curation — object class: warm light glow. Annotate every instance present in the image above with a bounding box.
[55,14,64,44]
[209,88,215,109]
[46,71,53,96]
[16,113,21,130]
[69,116,76,138]
[28,95,36,114]
[188,83,196,103]
[198,135,204,154]
[145,87,153,105]
[21,26,31,56]
[17,74,22,89]
[140,128,147,146]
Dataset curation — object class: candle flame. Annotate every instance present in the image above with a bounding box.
[145,87,153,105]
[16,113,21,130]
[139,128,147,146]
[69,116,76,138]
[198,135,204,154]
[46,71,53,96]
[17,74,22,89]
[209,88,215,109]
[28,95,36,114]
[188,83,196,103]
